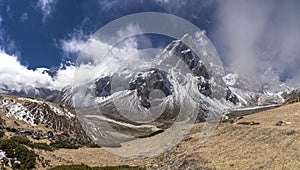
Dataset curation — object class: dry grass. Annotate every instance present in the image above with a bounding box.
[35,102,300,169]
[174,102,300,169]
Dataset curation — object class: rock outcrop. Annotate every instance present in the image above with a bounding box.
[129,68,172,108]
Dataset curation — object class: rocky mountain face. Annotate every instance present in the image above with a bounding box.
[128,68,172,108]
[281,89,300,104]
[0,94,89,141]
[222,73,287,107]
[52,86,74,108]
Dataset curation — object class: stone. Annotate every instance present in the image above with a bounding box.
[275,121,284,126]
[13,121,20,126]
[287,130,296,136]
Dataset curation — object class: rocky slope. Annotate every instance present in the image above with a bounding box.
[22,101,300,169]
[2,97,298,169]
[0,94,89,141]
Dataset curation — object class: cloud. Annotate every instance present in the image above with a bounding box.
[36,0,57,20]
[0,16,3,42]
[0,14,18,56]
[62,24,155,89]
[214,1,273,75]
[61,24,146,64]
[98,0,119,11]
[154,0,170,3]
[58,28,90,63]
[0,24,149,93]
[71,25,141,70]
[20,12,28,22]
[62,38,86,56]
[0,50,75,91]
[212,0,300,90]
[61,41,133,86]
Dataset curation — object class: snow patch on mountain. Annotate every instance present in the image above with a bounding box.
[17,97,43,104]
[48,105,75,119]
[1,97,74,126]
[223,73,238,86]
[1,99,36,126]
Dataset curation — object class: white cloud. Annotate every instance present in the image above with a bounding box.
[0,15,3,41]
[61,24,143,65]
[62,38,86,55]
[215,0,273,76]
[0,14,18,55]
[0,24,149,93]
[98,0,119,11]
[0,50,75,91]
[213,0,300,90]
[154,0,169,4]
[20,12,28,22]
[72,33,140,77]
[37,0,57,19]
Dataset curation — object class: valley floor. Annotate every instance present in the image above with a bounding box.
[37,102,300,169]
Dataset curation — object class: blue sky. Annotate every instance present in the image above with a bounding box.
[0,0,215,68]
[1,0,300,90]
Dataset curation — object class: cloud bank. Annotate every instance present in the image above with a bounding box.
[64,24,147,85]
[0,50,74,92]
[61,24,148,65]
[0,24,147,93]
[213,0,300,89]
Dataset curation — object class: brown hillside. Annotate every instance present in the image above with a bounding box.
[32,102,300,169]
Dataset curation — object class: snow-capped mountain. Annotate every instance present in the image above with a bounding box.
[0,86,60,102]
[65,33,253,145]
[72,33,288,146]
[222,73,289,107]
[56,33,294,118]
[68,33,289,111]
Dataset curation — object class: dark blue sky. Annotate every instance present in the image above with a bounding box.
[0,0,216,69]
